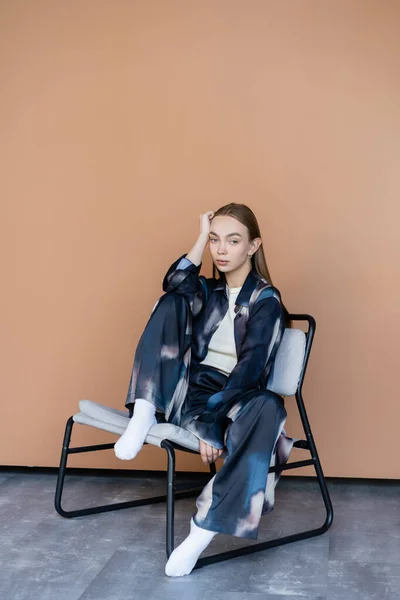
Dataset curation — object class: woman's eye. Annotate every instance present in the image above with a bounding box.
[209,238,238,244]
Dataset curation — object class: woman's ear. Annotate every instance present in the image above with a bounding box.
[251,238,262,253]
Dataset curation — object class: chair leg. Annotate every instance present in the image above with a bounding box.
[294,389,334,532]
[161,440,218,558]
[54,416,74,517]
[54,417,204,519]
[162,440,176,557]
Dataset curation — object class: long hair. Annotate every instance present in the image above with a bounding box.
[211,203,292,327]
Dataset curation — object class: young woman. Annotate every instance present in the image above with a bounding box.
[114,203,294,576]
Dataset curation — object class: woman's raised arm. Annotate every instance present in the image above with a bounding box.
[185,211,214,265]
[162,211,214,316]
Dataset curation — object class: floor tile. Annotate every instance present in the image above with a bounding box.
[329,532,400,565]
[327,560,400,599]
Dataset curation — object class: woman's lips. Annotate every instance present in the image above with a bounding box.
[217,260,229,264]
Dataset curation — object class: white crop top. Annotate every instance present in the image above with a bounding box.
[200,285,242,375]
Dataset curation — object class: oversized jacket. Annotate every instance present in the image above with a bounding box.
[161,254,295,485]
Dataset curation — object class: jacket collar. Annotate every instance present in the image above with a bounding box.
[214,268,261,307]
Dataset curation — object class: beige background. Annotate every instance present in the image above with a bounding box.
[1,1,399,477]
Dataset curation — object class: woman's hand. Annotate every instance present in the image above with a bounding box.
[199,439,224,464]
[200,211,215,237]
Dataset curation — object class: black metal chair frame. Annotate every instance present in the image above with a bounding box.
[55,314,333,570]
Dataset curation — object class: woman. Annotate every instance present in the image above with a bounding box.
[114,203,294,576]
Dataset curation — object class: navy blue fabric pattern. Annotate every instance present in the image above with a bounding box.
[161,255,286,447]
[124,254,295,538]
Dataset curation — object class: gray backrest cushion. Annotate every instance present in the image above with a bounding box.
[267,328,306,396]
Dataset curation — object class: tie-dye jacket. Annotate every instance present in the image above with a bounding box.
[162,254,295,475]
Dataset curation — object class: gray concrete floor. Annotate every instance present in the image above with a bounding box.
[0,470,399,599]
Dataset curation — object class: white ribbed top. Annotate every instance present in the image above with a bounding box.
[200,285,242,375]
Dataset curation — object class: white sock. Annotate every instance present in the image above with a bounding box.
[165,518,217,577]
[114,399,156,460]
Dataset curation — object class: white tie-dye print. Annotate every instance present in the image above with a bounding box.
[265,318,282,364]
[194,473,217,522]
[142,377,158,400]
[164,346,192,423]
[262,419,288,513]
[160,345,180,359]
[234,490,266,537]
[263,454,277,510]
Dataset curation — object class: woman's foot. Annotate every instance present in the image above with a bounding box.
[165,518,217,577]
[114,399,156,460]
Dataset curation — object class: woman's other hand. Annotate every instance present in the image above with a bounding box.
[199,439,224,464]
[200,211,215,237]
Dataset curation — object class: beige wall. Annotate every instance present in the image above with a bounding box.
[1,1,399,477]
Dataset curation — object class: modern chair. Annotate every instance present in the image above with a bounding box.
[54,314,333,569]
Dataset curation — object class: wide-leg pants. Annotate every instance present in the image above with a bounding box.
[125,292,287,540]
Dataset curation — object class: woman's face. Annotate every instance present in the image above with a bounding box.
[208,215,261,274]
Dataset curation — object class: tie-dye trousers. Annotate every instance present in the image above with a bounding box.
[125,292,288,540]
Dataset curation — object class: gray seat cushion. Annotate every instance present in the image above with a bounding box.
[74,400,200,452]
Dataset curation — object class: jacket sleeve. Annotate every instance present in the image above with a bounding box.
[162,254,206,317]
[176,257,193,270]
[185,294,285,448]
